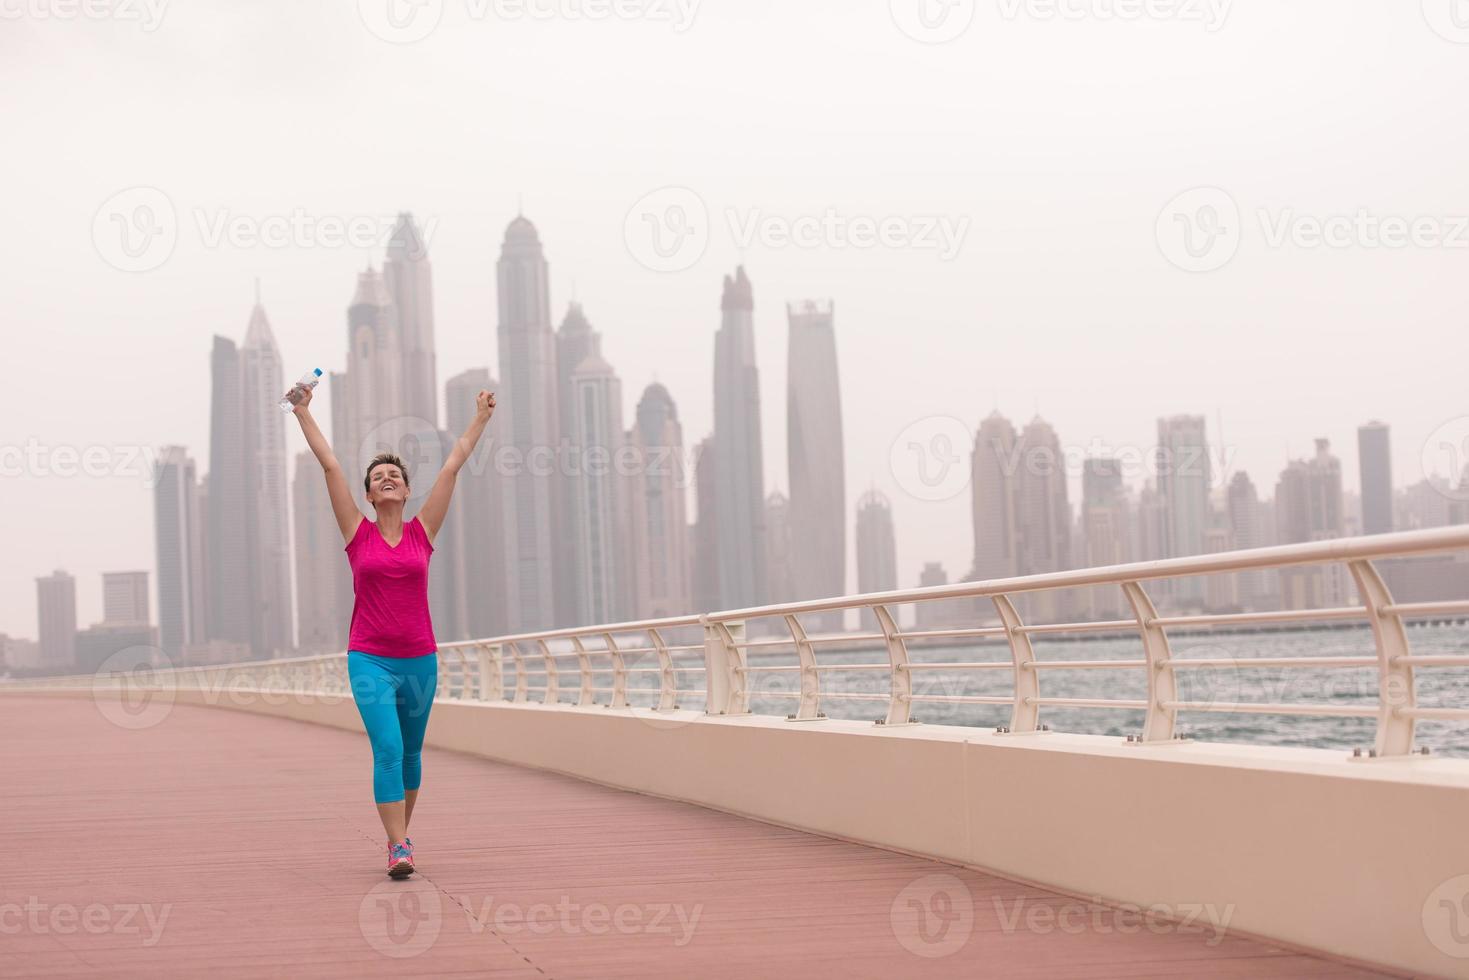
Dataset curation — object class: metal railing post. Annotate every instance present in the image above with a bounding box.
[571,636,595,706]
[784,614,822,721]
[509,642,529,703]
[649,628,677,711]
[604,633,630,709]
[703,617,748,715]
[477,642,503,701]
[537,639,559,705]
[1124,581,1177,742]
[874,604,913,726]
[994,594,1039,733]
[1349,559,1417,756]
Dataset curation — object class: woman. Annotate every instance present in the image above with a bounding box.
[289,381,496,878]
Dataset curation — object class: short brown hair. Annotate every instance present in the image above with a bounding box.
[364,453,410,495]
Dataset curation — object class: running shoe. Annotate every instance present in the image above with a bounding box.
[387,840,414,878]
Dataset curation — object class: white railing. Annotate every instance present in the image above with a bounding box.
[9,526,1469,758]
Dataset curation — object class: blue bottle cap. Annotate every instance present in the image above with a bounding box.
[313,368,323,376]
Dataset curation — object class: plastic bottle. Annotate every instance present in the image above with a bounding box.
[279,368,323,412]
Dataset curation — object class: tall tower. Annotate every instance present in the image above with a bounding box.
[154,446,207,660]
[712,266,767,609]
[241,297,294,657]
[207,335,251,648]
[445,368,506,640]
[691,435,721,613]
[1358,421,1393,535]
[566,340,628,626]
[384,213,438,430]
[496,216,561,631]
[970,412,1019,581]
[1276,439,1348,608]
[855,490,898,631]
[102,571,150,626]
[1081,456,1130,618]
[1157,414,1212,603]
[764,490,793,606]
[36,570,77,671]
[1013,416,1071,620]
[627,384,692,620]
[786,300,846,633]
[292,450,343,654]
[556,302,600,627]
[1226,471,1270,611]
[334,267,407,503]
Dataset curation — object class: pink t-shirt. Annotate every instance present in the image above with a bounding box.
[344,515,437,658]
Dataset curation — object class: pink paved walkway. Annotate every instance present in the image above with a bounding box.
[0,696,1389,978]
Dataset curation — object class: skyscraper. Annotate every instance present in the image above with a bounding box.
[496,216,561,631]
[712,266,767,609]
[207,335,250,648]
[855,490,898,632]
[333,267,408,506]
[1081,456,1130,617]
[566,344,628,626]
[786,300,846,632]
[384,213,438,430]
[690,435,721,613]
[154,445,207,660]
[36,570,77,671]
[556,302,602,627]
[292,450,343,654]
[627,384,691,620]
[1358,421,1393,536]
[1226,471,1270,610]
[1013,416,1071,621]
[1276,439,1348,608]
[1157,415,1212,603]
[102,571,149,626]
[970,412,1019,581]
[764,490,793,606]
[240,298,294,657]
[445,368,506,640]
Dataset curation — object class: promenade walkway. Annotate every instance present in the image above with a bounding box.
[0,697,1387,978]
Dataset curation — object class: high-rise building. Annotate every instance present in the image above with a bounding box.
[292,450,344,654]
[786,300,846,632]
[627,384,691,620]
[764,490,793,606]
[1202,526,1239,612]
[712,266,767,609]
[855,490,898,632]
[690,435,721,613]
[207,335,250,648]
[384,213,438,430]
[154,446,207,660]
[1358,421,1393,536]
[1013,417,1071,621]
[445,368,506,640]
[556,302,603,627]
[496,216,561,631]
[1157,415,1212,603]
[240,298,294,657]
[566,344,628,626]
[970,412,1019,581]
[1226,471,1271,610]
[36,570,76,671]
[102,571,149,626]
[333,267,408,508]
[1081,457,1130,618]
[1276,439,1348,609]
[915,562,955,631]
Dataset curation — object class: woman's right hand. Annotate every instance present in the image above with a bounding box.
[288,383,314,414]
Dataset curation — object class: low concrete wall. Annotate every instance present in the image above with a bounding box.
[17,687,1469,978]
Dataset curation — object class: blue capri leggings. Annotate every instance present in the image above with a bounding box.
[347,651,438,804]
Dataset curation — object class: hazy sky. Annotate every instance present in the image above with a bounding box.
[3,0,1467,638]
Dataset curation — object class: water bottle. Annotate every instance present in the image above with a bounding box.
[280,368,323,412]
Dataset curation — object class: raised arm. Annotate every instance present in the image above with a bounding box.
[289,383,364,543]
[419,389,496,545]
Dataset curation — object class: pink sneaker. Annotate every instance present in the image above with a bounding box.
[387,840,414,878]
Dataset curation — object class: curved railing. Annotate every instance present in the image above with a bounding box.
[9,525,1469,758]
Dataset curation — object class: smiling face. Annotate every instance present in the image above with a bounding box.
[364,455,410,508]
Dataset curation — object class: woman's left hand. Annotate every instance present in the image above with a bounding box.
[476,390,497,421]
